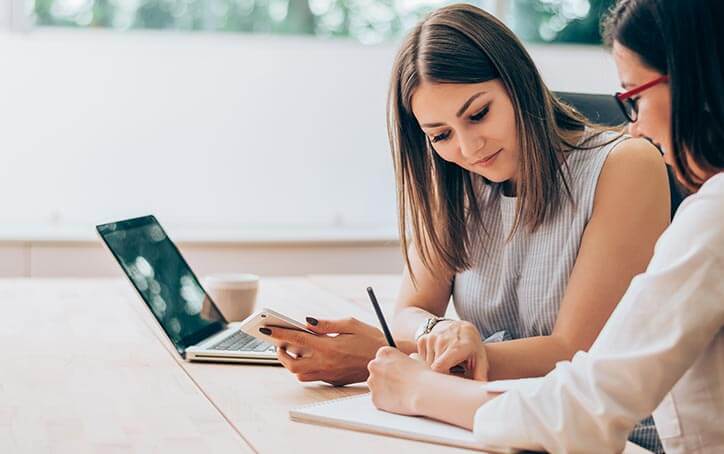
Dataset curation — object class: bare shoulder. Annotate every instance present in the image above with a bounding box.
[593,137,669,211]
[606,136,667,171]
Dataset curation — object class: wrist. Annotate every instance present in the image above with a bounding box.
[430,318,455,334]
[413,373,498,429]
[409,368,441,416]
[414,316,454,340]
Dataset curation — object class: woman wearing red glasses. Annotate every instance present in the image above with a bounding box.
[367,0,723,452]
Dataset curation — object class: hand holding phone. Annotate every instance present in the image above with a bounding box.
[239,308,317,357]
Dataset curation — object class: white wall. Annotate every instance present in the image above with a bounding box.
[0,29,397,237]
[0,28,621,242]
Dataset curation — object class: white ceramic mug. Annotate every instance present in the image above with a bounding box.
[202,273,259,322]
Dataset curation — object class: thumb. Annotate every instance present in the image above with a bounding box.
[472,352,489,381]
[305,317,362,335]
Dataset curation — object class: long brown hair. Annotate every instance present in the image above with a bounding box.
[388,3,614,281]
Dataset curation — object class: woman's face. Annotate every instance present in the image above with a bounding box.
[613,41,713,185]
[411,79,519,185]
[612,42,673,162]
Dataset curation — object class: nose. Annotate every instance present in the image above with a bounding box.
[459,132,486,159]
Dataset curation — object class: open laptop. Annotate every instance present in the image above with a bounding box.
[97,215,279,364]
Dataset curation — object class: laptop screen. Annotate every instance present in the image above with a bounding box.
[97,216,226,356]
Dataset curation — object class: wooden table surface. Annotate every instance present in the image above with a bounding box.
[0,275,474,454]
[0,279,251,453]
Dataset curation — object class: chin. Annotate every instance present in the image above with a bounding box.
[465,159,515,183]
[473,170,512,184]
[485,175,508,183]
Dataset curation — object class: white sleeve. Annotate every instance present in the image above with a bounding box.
[472,187,724,453]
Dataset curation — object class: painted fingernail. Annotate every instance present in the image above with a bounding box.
[306,317,319,326]
[259,327,272,335]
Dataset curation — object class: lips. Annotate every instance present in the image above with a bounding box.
[473,148,503,167]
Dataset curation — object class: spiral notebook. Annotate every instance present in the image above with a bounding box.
[290,384,653,453]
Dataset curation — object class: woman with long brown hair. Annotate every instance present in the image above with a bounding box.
[367,0,723,452]
[268,3,670,451]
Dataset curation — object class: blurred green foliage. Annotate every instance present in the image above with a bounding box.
[513,0,614,44]
[31,0,614,44]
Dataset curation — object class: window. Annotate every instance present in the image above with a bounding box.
[511,0,614,44]
[28,0,614,44]
[29,0,491,44]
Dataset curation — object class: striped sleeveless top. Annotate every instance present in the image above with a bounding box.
[452,130,662,452]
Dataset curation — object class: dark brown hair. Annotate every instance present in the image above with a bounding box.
[603,0,724,191]
[388,3,613,280]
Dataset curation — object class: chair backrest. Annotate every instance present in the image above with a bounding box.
[555,91,685,218]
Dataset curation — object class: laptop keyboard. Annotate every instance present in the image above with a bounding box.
[212,330,274,352]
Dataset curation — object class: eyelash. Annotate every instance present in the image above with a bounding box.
[430,132,449,143]
[470,105,490,122]
[430,105,490,143]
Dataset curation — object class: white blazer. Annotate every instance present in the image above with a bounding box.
[473,172,724,454]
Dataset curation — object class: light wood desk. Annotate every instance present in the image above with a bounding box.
[2,276,653,454]
[0,279,251,453]
[176,275,473,453]
[1,276,474,453]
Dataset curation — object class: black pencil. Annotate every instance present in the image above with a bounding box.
[366,286,396,348]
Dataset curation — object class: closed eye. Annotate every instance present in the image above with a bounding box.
[469,105,490,122]
[430,131,450,143]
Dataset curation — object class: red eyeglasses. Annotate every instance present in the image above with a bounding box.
[614,75,669,122]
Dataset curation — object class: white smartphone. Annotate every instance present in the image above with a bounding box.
[240,308,317,356]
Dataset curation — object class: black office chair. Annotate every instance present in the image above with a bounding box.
[555,91,685,218]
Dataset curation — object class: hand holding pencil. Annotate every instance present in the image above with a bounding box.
[365,286,469,376]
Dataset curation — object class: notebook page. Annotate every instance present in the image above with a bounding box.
[290,392,652,454]
[290,393,514,453]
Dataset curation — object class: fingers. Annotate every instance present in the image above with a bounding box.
[276,346,305,374]
[276,346,297,369]
[263,326,321,349]
[472,363,487,381]
[375,346,398,359]
[305,317,364,335]
[415,320,484,373]
[296,373,322,383]
[430,345,470,374]
[472,350,489,381]
[416,336,427,364]
[277,347,320,382]
[416,334,446,367]
[417,326,455,367]
[366,360,376,378]
[369,346,398,368]
[423,335,438,367]
[368,346,403,381]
